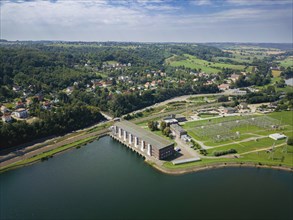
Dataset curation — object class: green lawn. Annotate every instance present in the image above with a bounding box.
[167,54,248,73]
[206,137,285,155]
[278,57,293,68]
[268,111,293,126]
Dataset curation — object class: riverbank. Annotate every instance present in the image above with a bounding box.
[148,160,293,175]
[1,132,292,175]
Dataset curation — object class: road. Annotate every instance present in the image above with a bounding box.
[126,92,228,117]
[0,128,109,168]
[131,102,225,124]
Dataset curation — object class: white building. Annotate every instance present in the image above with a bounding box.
[13,108,28,118]
[269,133,287,141]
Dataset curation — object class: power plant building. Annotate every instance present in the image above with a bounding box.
[112,120,174,160]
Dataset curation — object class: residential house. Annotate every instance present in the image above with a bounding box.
[42,101,52,110]
[66,86,74,94]
[230,74,240,83]
[223,107,236,114]
[144,82,150,89]
[15,101,25,109]
[2,113,12,123]
[1,105,8,113]
[218,84,230,91]
[151,81,157,87]
[13,108,28,118]
[238,102,248,109]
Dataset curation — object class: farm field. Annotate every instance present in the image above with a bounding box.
[166,54,248,73]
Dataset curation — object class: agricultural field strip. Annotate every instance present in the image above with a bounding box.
[167,54,248,73]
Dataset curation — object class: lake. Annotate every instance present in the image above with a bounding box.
[1,136,292,220]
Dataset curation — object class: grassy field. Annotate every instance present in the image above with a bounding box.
[272,70,282,77]
[163,143,293,169]
[183,111,292,150]
[166,54,248,73]
[206,137,285,155]
[278,57,293,68]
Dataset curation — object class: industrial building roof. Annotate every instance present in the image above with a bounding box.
[170,124,186,133]
[269,133,287,140]
[115,120,174,150]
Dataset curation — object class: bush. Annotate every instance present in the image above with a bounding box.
[287,136,293,146]
[200,149,207,155]
[214,149,237,157]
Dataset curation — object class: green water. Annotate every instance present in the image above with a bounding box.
[0,136,292,220]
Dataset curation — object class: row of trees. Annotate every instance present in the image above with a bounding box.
[0,104,104,148]
[214,149,237,157]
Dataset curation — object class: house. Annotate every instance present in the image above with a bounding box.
[12,85,21,92]
[13,108,28,118]
[181,134,192,142]
[92,82,103,89]
[230,74,240,82]
[218,84,230,91]
[151,81,157,87]
[223,107,236,114]
[144,82,150,89]
[165,114,187,122]
[35,93,44,101]
[15,101,25,109]
[2,113,12,123]
[66,87,74,94]
[231,89,247,95]
[1,105,8,113]
[163,118,178,126]
[170,124,187,138]
[42,101,52,110]
[238,102,248,109]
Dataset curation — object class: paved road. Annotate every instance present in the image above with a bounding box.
[125,92,227,117]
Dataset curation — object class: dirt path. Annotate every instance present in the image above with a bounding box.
[240,143,286,155]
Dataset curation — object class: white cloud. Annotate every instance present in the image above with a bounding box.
[226,0,292,6]
[190,0,212,6]
[0,0,292,42]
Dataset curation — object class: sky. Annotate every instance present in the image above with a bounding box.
[0,0,292,43]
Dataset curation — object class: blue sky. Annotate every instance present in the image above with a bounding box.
[1,0,292,42]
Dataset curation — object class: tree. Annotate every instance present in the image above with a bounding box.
[287,137,293,146]
[163,127,171,136]
[148,121,157,131]
[160,121,167,131]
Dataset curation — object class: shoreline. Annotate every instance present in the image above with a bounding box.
[1,134,292,175]
[149,161,293,175]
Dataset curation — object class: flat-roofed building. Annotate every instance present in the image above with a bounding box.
[269,133,287,140]
[112,120,174,160]
[170,124,187,138]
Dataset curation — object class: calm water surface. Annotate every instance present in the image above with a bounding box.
[1,136,292,220]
